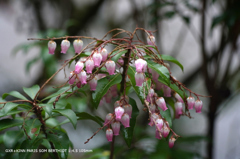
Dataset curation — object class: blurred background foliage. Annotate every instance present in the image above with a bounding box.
[0,0,240,158]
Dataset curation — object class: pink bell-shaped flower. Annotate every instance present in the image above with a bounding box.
[135,72,145,86]
[100,48,108,61]
[68,72,75,85]
[151,69,159,82]
[73,39,83,54]
[115,106,124,121]
[85,58,94,74]
[155,129,162,139]
[162,126,170,138]
[155,81,164,90]
[169,137,176,148]
[123,104,132,118]
[78,70,87,85]
[148,113,159,126]
[48,40,56,54]
[61,39,70,54]
[106,128,113,142]
[111,121,120,136]
[89,77,97,91]
[121,113,130,128]
[105,60,116,75]
[187,96,195,109]
[120,95,129,104]
[114,101,121,108]
[195,99,203,113]
[147,35,155,46]
[156,97,168,111]
[92,51,102,67]
[174,93,184,103]
[75,61,84,74]
[104,113,113,125]
[149,104,156,113]
[175,101,183,118]
[155,118,163,131]
[163,85,171,97]
[76,79,81,88]
[135,59,147,73]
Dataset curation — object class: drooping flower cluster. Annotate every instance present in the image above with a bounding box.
[104,96,132,142]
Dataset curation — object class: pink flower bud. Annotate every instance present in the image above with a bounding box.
[48,40,56,54]
[135,59,147,73]
[104,113,113,125]
[73,39,83,54]
[106,128,113,142]
[117,58,124,67]
[78,70,87,85]
[85,58,94,74]
[155,81,163,90]
[175,101,183,118]
[92,51,102,67]
[114,101,121,108]
[174,93,184,103]
[151,69,159,82]
[155,129,162,139]
[155,118,163,131]
[135,72,145,86]
[148,113,159,126]
[169,138,176,148]
[162,126,170,138]
[76,80,81,88]
[100,48,108,61]
[89,77,97,91]
[147,35,155,46]
[187,96,195,109]
[156,97,168,111]
[69,72,75,85]
[61,39,70,54]
[115,106,124,121]
[149,88,155,97]
[75,61,84,74]
[121,113,130,128]
[105,60,116,75]
[163,85,171,97]
[123,104,132,118]
[111,121,120,136]
[195,99,203,113]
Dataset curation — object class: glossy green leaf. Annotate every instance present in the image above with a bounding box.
[2,91,28,100]
[25,119,42,140]
[0,103,18,115]
[92,74,122,109]
[76,112,104,127]
[52,109,77,129]
[39,103,53,116]
[111,49,127,62]
[3,130,24,148]
[0,119,23,131]
[47,129,70,159]
[121,97,139,147]
[146,60,170,85]
[19,138,43,159]
[0,110,24,118]
[159,105,172,128]
[161,54,184,71]
[23,85,40,100]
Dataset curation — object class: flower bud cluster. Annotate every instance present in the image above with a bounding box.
[105,96,132,142]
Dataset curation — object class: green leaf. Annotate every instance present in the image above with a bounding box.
[2,91,28,100]
[47,129,70,159]
[0,119,23,131]
[39,103,53,116]
[19,138,43,159]
[3,130,24,148]
[25,119,42,140]
[0,103,19,115]
[160,105,172,128]
[76,112,104,127]
[160,55,184,71]
[121,97,139,147]
[163,11,175,19]
[52,109,77,129]
[146,60,170,85]
[158,76,187,100]
[92,74,122,108]
[0,110,24,118]
[111,49,127,62]
[23,85,40,100]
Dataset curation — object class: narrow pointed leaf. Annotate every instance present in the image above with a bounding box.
[76,112,104,126]
[2,91,28,100]
[0,119,23,131]
[52,109,77,129]
[23,85,40,100]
